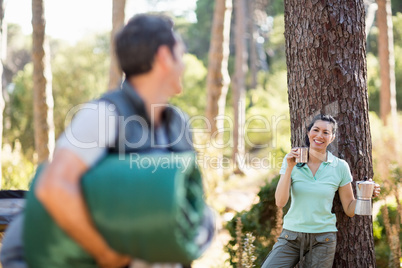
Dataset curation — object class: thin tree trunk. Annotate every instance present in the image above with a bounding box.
[32,0,55,163]
[390,225,401,268]
[108,0,125,90]
[248,0,258,89]
[0,0,4,188]
[365,2,378,38]
[284,0,375,266]
[377,0,398,133]
[206,0,232,137]
[393,186,402,226]
[232,0,247,170]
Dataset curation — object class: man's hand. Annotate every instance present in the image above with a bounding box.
[35,149,131,268]
[95,248,131,268]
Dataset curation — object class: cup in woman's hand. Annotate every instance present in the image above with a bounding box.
[295,147,308,163]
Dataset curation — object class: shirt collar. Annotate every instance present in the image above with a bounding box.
[325,151,335,166]
[298,151,335,169]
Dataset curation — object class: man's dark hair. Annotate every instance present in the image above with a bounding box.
[115,14,176,78]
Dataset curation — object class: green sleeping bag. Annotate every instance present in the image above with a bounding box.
[23,152,205,267]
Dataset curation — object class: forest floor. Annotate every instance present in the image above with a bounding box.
[193,165,273,268]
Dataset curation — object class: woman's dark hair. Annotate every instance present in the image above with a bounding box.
[297,114,337,167]
[115,14,176,78]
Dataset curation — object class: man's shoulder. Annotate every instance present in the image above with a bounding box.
[164,105,190,121]
[99,88,125,105]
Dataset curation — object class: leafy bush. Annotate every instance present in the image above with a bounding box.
[225,175,290,267]
[170,53,207,119]
[1,143,35,190]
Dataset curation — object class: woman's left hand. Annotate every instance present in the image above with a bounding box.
[370,179,381,198]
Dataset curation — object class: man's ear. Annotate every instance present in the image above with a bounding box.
[155,45,173,70]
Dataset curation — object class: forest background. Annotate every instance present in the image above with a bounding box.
[1,0,402,267]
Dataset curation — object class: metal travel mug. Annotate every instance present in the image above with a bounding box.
[296,147,308,163]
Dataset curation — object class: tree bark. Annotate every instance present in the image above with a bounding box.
[377,0,398,132]
[32,0,55,163]
[284,0,375,267]
[232,0,248,169]
[108,0,125,90]
[206,0,232,137]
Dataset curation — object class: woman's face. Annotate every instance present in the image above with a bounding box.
[307,120,335,152]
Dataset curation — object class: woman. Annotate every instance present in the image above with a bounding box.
[261,114,380,268]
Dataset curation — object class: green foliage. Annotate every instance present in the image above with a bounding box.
[264,15,286,72]
[265,0,284,16]
[367,53,380,113]
[5,23,31,75]
[52,33,110,137]
[184,0,214,63]
[391,1,402,15]
[373,203,402,267]
[1,143,35,190]
[366,25,378,57]
[225,176,290,267]
[5,64,35,159]
[392,13,402,45]
[3,33,110,163]
[366,12,402,112]
[170,53,207,119]
[393,13,402,111]
[245,83,290,152]
[394,45,402,110]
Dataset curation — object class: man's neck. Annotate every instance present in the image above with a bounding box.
[127,76,168,127]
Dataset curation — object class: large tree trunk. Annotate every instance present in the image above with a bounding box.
[284,0,375,267]
[0,0,4,188]
[206,0,232,137]
[32,0,55,163]
[108,0,125,90]
[377,0,398,132]
[232,0,248,169]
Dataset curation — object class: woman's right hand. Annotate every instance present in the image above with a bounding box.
[286,148,299,168]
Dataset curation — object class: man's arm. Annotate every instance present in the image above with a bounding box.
[35,149,130,268]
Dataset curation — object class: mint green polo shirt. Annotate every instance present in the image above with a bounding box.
[280,151,353,233]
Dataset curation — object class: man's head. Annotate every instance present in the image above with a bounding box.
[115,14,177,78]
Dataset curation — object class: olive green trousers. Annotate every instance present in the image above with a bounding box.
[261,229,337,268]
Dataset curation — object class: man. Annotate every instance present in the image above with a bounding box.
[1,14,213,268]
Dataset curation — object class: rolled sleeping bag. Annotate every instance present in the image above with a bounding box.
[23,152,205,268]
